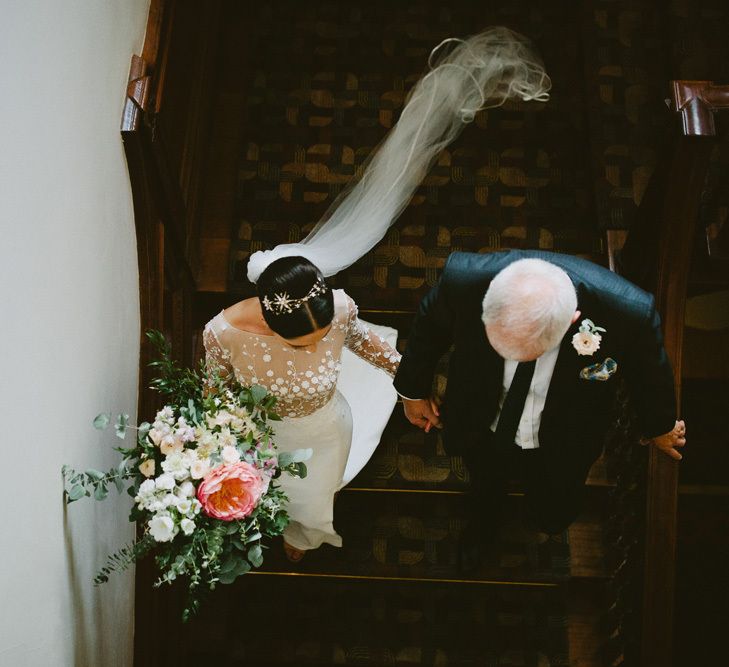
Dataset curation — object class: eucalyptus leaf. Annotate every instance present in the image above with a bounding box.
[217,570,239,585]
[68,485,86,502]
[277,452,293,468]
[115,414,130,439]
[218,556,238,574]
[85,469,106,481]
[245,531,262,544]
[93,413,111,430]
[234,559,251,576]
[289,448,313,463]
[113,461,127,493]
[247,544,263,568]
[94,485,109,501]
[250,385,267,403]
[137,422,151,444]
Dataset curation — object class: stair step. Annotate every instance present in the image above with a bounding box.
[258,492,607,584]
[178,576,575,666]
[351,409,613,493]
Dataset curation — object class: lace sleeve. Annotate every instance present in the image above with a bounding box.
[203,323,234,380]
[343,295,401,377]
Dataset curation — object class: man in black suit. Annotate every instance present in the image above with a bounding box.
[394,250,686,568]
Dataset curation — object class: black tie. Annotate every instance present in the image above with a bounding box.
[492,359,536,449]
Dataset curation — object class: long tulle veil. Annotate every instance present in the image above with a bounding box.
[247,27,551,283]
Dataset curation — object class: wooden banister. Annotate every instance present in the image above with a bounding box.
[620,79,729,667]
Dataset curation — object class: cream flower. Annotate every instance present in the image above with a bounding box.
[190,459,211,480]
[572,331,602,356]
[160,435,184,456]
[139,459,155,478]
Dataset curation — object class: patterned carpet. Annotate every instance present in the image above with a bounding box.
[178,576,570,666]
[259,493,574,584]
[225,0,603,308]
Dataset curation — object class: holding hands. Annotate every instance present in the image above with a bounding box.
[403,397,443,433]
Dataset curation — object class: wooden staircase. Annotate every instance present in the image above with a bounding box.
[122,2,729,665]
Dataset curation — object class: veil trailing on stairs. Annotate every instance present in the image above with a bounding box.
[246,26,551,283]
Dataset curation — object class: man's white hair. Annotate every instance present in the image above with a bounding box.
[482,258,577,358]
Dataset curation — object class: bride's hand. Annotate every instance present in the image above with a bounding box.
[403,397,442,432]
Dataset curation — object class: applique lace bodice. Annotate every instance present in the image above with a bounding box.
[203,290,400,419]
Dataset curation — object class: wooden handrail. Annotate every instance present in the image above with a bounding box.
[621,80,728,667]
[670,80,729,136]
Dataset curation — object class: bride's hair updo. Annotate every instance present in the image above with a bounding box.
[256,256,334,339]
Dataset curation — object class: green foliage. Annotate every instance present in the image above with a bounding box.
[94,535,156,585]
[146,330,203,407]
[62,463,134,504]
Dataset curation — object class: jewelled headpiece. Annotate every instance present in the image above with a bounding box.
[261,278,328,315]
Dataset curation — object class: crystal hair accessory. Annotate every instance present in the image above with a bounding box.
[261,279,327,315]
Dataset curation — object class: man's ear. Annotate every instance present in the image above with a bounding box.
[571,310,581,325]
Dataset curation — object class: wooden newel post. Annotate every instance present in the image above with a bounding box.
[640,80,729,667]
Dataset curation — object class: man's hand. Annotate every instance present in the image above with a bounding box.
[402,397,442,432]
[642,420,687,460]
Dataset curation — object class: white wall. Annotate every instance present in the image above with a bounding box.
[0,1,150,665]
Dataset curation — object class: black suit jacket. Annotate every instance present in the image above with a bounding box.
[394,250,677,480]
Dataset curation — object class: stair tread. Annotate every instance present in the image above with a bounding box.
[258,492,606,583]
[351,409,613,493]
[180,576,575,666]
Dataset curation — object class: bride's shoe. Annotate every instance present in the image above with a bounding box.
[283,541,306,563]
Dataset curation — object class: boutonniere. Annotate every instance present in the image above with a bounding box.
[571,319,606,356]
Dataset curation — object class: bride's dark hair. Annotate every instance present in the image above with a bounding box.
[256,256,334,339]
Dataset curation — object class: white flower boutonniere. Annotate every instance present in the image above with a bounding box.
[572,319,606,356]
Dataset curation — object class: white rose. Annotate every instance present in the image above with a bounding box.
[180,518,196,536]
[572,331,601,356]
[155,473,176,491]
[161,452,190,480]
[176,480,196,498]
[181,449,198,466]
[138,479,156,496]
[190,459,211,480]
[148,515,177,543]
[221,445,241,464]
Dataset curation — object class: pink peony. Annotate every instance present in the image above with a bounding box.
[196,462,267,521]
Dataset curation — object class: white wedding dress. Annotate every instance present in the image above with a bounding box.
[203,289,399,550]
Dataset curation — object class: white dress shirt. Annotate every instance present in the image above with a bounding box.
[490,345,561,449]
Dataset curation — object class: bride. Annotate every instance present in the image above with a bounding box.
[204,256,399,561]
[204,27,551,561]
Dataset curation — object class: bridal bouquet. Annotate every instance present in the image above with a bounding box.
[63,331,310,620]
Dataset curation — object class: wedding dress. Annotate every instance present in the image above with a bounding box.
[204,290,399,550]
